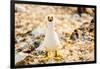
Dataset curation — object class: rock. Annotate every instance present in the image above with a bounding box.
[33,40,41,49]
[70,29,79,41]
[15,52,28,64]
[23,45,35,53]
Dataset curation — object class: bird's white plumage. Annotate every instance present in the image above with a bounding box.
[43,22,60,49]
[37,20,61,50]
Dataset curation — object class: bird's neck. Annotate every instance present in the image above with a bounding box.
[47,22,54,31]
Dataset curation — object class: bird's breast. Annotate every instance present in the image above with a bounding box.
[43,30,60,49]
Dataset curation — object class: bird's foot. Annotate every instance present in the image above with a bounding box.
[53,50,63,61]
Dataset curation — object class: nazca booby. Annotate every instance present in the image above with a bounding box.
[37,15,61,58]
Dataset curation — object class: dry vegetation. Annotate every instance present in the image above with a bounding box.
[15,4,95,66]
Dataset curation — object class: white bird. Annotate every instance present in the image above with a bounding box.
[37,15,61,58]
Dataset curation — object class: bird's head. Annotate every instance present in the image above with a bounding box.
[48,16,53,22]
